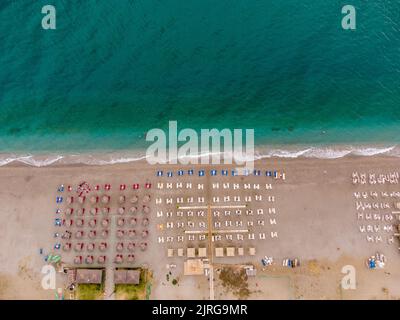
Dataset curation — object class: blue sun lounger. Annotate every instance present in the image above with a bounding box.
[56,196,63,203]
[199,170,205,177]
[55,218,62,226]
[232,170,238,176]
[266,171,272,177]
[188,169,194,175]
[57,185,64,192]
[157,170,163,177]
[178,170,184,176]
[221,170,228,176]
[211,169,217,176]
[167,171,173,177]
[254,170,261,176]
[273,171,278,178]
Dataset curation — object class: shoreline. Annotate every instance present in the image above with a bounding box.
[0,142,399,167]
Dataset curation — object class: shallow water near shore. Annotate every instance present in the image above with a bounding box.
[0,1,399,156]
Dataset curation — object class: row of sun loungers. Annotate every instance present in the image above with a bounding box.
[156,182,273,190]
[354,191,400,199]
[156,169,285,179]
[352,172,399,185]
[166,247,256,257]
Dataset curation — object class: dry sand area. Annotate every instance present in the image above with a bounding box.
[0,156,400,300]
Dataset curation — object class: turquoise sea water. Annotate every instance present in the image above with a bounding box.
[0,1,400,162]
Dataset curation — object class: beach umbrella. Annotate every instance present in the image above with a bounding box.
[85,256,94,264]
[76,219,84,227]
[65,219,73,227]
[141,230,149,238]
[128,230,136,239]
[116,243,124,252]
[98,256,106,264]
[117,218,125,227]
[118,207,125,215]
[142,206,150,214]
[90,208,98,215]
[89,219,97,228]
[102,207,110,215]
[101,219,109,228]
[90,196,98,204]
[101,195,110,204]
[127,255,135,263]
[129,218,137,226]
[127,243,135,252]
[67,196,74,204]
[63,243,71,252]
[75,230,84,239]
[130,196,138,204]
[140,242,147,251]
[77,208,84,216]
[87,243,95,251]
[74,243,83,252]
[101,230,109,239]
[66,208,73,216]
[143,195,151,203]
[142,218,149,226]
[114,255,123,264]
[119,195,125,204]
[89,230,97,239]
[129,206,137,215]
[74,256,82,264]
[116,230,124,239]
[77,181,91,196]
[99,242,107,251]
[78,196,86,204]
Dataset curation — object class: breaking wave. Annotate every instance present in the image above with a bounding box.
[0,145,398,167]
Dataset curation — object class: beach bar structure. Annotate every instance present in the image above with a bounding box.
[184,259,205,276]
[114,269,141,285]
[75,269,103,284]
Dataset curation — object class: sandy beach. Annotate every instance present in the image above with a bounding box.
[1,156,400,300]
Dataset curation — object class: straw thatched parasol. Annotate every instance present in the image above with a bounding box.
[85,256,94,264]
[74,243,83,252]
[99,242,107,251]
[87,243,95,252]
[67,196,73,205]
[88,230,96,239]
[116,230,124,239]
[142,195,151,203]
[140,242,147,251]
[127,243,135,252]
[129,218,137,226]
[114,255,123,264]
[78,196,85,204]
[90,208,98,216]
[98,256,106,264]
[142,218,149,226]
[101,230,109,238]
[119,195,125,204]
[89,219,97,228]
[129,207,137,215]
[101,219,109,228]
[77,208,84,216]
[102,207,110,215]
[101,195,110,204]
[130,196,138,204]
[127,255,135,263]
[128,230,136,239]
[142,206,150,214]
[74,256,82,264]
[76,219,84,227]
[66,208,73,216]
[65,219,73,227]
[116,242,124,252]
[141,230,149,238]
[118,207,125,215]
[90,195,98,204]
[75,230,84,239]
[63,243,71,251]
[117,218,125,227]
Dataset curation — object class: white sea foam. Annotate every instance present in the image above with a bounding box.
[0,144,398,167]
